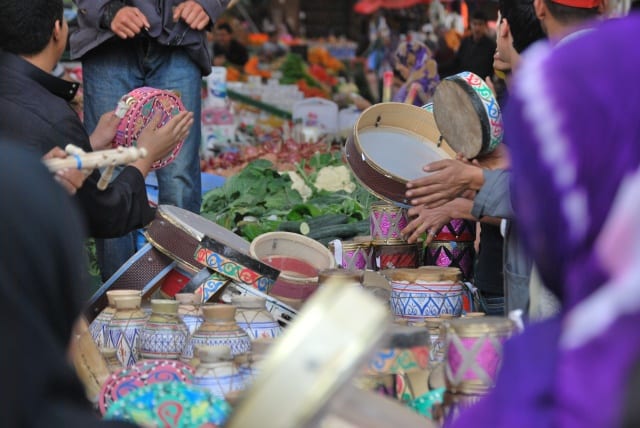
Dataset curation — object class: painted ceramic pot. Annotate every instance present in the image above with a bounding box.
[107,295,148,368]
[181,304,251,362]
[192,345,246,400]
[232,296,282,341]
[90,290,140,349]
[101,348,124,374]
[140,300,189,360]
[385,267,464,320]
[175,293,204,335]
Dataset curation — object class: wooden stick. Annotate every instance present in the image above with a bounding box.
[44,146,148,174]
[97,165,116,190]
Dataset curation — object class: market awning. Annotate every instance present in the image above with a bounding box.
[354,0,431,14]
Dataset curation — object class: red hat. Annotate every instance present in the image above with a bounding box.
[550,0,601,8]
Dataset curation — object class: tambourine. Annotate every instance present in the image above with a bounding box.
[226,284,390,428]
[433,71,503,159]
[98,359,194,415]
[113,87,185,170]
[344,102,455,206]
[145,205,280,293]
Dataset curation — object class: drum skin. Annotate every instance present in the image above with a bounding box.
[433,72,503,159]
[345,102,454,206]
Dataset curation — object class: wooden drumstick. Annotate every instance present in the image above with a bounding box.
[44,146,148,176]
[97,165,116,190]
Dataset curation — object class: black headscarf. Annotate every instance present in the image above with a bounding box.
[0,143,133,427]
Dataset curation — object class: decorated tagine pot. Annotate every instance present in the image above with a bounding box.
[175,292,204,335]
[90,290,140,348]
[140,299,189,360]
[232,295,282,340]
[101,348,124,374]
[235,338,274,385]
[107,294,148,368]
[181,304,251,363]
[192,345,246,400]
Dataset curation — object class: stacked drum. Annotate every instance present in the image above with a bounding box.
[440,316,516,422]
[423,219,476,283]
[370,201,422,270]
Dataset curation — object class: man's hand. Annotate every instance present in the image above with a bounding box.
[173,1,210,30]
[405,159,484,208]
[43,147,88,195]
[401,198,475,244]
[400,204,452,244]
[133,111,194,176]
[111,6,150,39]
[89,111,120,151]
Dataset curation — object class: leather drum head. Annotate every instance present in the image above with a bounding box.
[346,103,454,206]
[433,72,503,159]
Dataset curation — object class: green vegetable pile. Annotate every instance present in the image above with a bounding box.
[200,152,376,242]
[279,53,321,88]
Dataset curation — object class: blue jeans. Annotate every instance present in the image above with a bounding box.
[83,38,202,280]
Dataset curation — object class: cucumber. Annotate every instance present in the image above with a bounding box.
[300,214,350,235]
[307,222,368,240]
[277,220,303,232]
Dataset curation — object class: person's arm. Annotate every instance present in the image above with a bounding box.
[471,169,514,220]
[193,0,232,25]
[73,0,125,29]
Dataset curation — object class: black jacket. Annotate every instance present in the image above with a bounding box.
[0,51,155,238]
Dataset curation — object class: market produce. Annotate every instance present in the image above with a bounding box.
[200,153,374,242]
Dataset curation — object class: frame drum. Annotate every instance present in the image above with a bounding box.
[433,71,503,159]
[345,102,454,206]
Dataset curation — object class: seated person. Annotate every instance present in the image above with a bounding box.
[212,22,249,67]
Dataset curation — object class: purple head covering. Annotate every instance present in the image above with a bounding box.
[451,13,640,428]
[392,40,440,106]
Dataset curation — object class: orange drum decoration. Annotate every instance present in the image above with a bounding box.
[113,87,186,170]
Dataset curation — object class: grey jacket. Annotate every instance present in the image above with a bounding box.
[70,0,230,75]
[471,169,533,314]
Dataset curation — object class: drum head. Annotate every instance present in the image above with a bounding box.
[158,205,250,253]
[348,103,454,205]
[433,72,502,159]
[433,80,483,159]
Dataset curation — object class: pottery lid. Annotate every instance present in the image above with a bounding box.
[106,290,140,306]
[201,303,236,321]
[231,295,266,310]
[175,293,199,305]
[445,316,515,336]
[197,345,233,363]
[383,267,461,283]
[318,269,364,287]
[151,299,179,315]
[112,295,141,309]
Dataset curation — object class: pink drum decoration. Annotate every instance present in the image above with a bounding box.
[113,87,186,170]
[424,241,475,281]
[370,201,409,244]
[329,240,373,270]
[443,317,515,394]
[434,219,475,242]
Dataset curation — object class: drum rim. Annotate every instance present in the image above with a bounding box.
[353,103,453,182]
